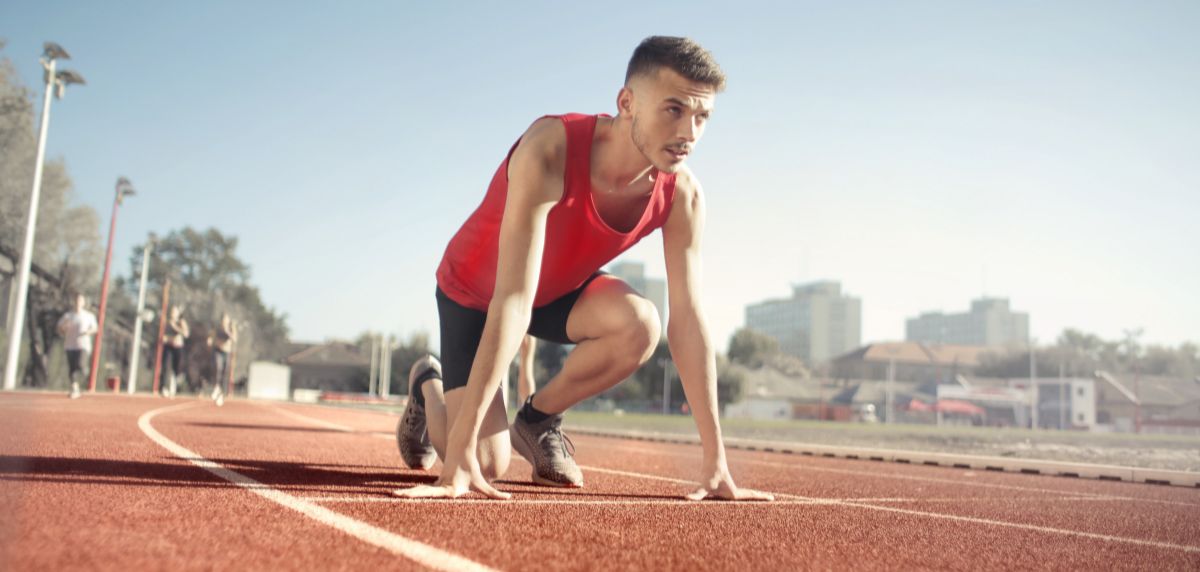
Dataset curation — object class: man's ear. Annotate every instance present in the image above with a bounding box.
[616,86,634,117]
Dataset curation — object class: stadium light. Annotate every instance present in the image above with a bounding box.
[2,42,85,391]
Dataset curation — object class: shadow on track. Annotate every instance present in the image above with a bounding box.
[185,422,352,434]
[0,455,436,492]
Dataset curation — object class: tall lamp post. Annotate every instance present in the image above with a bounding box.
[87,178,136,392]
[126,236,155,394]
[3,42,85,391]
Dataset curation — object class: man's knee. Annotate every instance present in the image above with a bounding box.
[615,297,661,369]
[477,436,512,480]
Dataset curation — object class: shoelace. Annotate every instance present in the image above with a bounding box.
[539,427,576,459]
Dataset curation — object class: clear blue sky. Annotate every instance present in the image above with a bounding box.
[3,1,1197,351]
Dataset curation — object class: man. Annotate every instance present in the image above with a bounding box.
[395,36,771,502]
[56,293,98,399]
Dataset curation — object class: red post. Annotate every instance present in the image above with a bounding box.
[87,194,123,392]
[151,279,170,395]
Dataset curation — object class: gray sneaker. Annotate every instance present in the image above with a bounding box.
[396,355,439,470]
[510,405,583,488]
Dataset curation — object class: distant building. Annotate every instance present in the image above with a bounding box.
[906,297,1029,347]
[1093,372,1200,435]
[831,341,987,384]
[283,341,370,392]
[607,261,666,338]
[744,281,861,364]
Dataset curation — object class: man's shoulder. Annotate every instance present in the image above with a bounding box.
[516,117,568,169]
[670,165,703,201]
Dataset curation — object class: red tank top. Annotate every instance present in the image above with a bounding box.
[436,113,677,310]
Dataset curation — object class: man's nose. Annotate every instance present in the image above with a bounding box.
[678,117,699,142]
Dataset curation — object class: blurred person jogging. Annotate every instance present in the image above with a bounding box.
[206,314,236,407]
[395,36,772,502]
[160,305,190,397]
[56,293,98,399]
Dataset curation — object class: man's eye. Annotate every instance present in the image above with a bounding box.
[667,107,681,116]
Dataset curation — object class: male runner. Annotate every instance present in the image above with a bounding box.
[395,36,772,502]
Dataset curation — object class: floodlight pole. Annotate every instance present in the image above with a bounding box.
[87,179,135,391]
[3,44,82,391]
[126,240,153,393]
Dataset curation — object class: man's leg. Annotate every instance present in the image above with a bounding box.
[398,288,512,479]
[401,356,512,479]
[532,276,660,413]
[510,275,659,487]
[66,350,83,398]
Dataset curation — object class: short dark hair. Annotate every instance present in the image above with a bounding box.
[625,36,725,92]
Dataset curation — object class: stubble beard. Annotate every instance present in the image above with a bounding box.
[630,114,675,174]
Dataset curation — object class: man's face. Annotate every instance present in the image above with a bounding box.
[624,68,716,174]
[74,295,85,311]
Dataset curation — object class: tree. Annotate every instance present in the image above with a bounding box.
[389,331,433,395]
[727,328,780,368]
[121,227,288,389]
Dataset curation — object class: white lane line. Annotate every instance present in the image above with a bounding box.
[300,497,817,505]
[138,402,497,572]
[582,461,1200,554]
[604,442,1200,508]
[265,405,1200,553]
[297,496,1128,505]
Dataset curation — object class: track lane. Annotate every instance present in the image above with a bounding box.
[3,393,1199,571]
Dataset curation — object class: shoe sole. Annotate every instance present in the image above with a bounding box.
[510,427,583,488]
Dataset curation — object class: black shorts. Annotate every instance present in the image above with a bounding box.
[436,273,604,392]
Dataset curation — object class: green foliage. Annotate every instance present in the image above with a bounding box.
[727,327,780,368]
[389,332,433,394]
[120,227,289,388]
[977,328,1199,379]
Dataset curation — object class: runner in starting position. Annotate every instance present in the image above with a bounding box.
[395,36,772,502]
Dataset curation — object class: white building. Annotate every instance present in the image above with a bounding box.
[744,281,861,364]
[907,297,1029,347]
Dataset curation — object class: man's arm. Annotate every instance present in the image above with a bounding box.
[396,118,566,500]
[662,169,773,502]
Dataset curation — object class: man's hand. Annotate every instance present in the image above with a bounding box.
[392,447,511,500]
[685,463,774,502]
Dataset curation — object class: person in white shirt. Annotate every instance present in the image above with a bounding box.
[56,294,98,399]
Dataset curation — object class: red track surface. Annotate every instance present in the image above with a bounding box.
[2,392,1198,571]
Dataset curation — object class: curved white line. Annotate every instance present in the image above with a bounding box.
[137,402,497,572]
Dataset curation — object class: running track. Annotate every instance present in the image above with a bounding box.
[1,392,1198,571]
